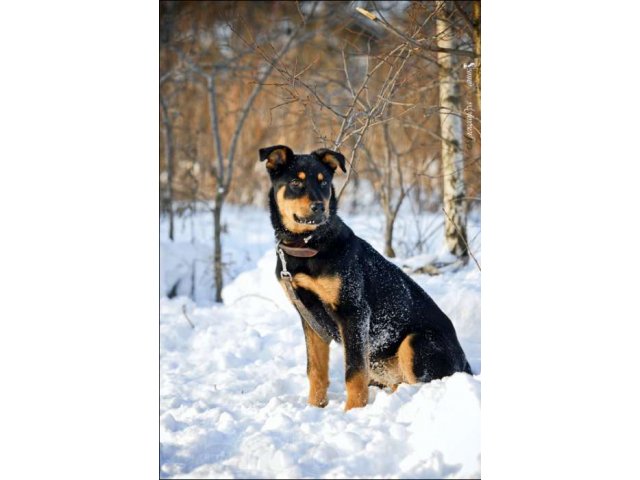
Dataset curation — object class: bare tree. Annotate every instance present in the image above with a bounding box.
[159,1,481,303]
[160,76,176,241]
[355,2,478,262]
[159,1,179,242]
[183,6,314,302]
[436,1,468,259]
[262,21,420,204]
[365,119,419,257]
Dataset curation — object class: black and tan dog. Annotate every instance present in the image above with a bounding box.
[260,144,472,411]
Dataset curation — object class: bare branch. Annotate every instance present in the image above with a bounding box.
[206,74,225,183]
[223,1,319,193]
[356,6,476,59]
[453,2,477,35]
[181,305,195,329]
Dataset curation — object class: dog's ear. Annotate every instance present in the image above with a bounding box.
[259,145,294,171]
[313,148,346,173]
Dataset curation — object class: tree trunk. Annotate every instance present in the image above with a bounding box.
[213,194,224,303]
[384,214,396,258]
[437,1,468,259]
[381,121,400,258]
[206,74,226,303]
[472,1,481,111]
[205,28,303,302]
[160,95,175,241]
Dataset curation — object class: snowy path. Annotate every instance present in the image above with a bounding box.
[160,242,481,478]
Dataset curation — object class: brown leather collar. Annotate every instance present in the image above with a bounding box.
[278,242,319,258]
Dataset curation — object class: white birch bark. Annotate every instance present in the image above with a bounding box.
[437,1,468,258]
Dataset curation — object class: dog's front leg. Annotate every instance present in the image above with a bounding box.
[301,319,330,407]
[338,304,371,411]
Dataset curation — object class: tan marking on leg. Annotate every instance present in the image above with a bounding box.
[292,273,341,309]
[297,171,306,180]
[283,279,331,406]
[303,322,330,407]
[397,334,418,384]
[345,370,369,411]
[276,186,316,234]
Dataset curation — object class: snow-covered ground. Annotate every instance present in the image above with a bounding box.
[160,203,481,479]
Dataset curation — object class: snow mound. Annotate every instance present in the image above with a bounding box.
[160,246,480,478]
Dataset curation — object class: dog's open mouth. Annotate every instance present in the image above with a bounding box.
[293,213,325,226]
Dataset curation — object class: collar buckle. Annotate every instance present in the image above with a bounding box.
[277,246,292,279]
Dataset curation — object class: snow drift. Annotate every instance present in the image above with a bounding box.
[160,206,480,478]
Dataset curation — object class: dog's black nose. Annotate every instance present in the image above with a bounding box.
[310,202,324,213]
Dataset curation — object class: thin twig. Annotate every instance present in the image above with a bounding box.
[356,6,475,58]
[230,294,284,311]
[441,207,481,271]
[182,305,195,329]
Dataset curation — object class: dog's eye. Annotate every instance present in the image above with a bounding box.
[289,179,303,188]
[320,180,328,187]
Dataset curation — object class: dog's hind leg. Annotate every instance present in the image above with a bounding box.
[397,330,466,384]
[397,334,420,384]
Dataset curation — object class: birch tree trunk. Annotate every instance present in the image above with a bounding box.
[437,1,468,259]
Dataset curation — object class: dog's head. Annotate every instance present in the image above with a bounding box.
[259,145,346,234]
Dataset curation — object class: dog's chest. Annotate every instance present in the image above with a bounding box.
[277,251,341,309]
[279,272,341,308]
[291,273,341,310]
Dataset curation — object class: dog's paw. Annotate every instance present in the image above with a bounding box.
[308,391,329,408]
[308,396,328,408]
[344,393,368,411]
